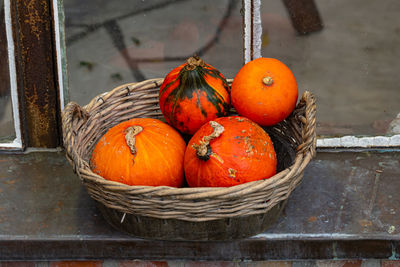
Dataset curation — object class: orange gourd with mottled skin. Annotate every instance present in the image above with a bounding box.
[90,118,186,187]
[231,57,298,126]
[184,116,277,187]
[159,56,230,135]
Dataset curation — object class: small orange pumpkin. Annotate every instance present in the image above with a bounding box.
[184,116,277,187]
[90,118,186,187]
[159,56,230,135]
[231,57,298,126]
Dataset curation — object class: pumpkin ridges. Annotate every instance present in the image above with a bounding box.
[137,130,171,184]
[164,66,228,117]
[94,129,122,178]
[159,56,230,134]
[142,126,185,184]
[90,118,185,187]
[160,125,186,184]
[134,131,153,181]
[205,157,227,187]
[184,116,277,187]
[203,67,230,91]
[103,123,134,183]
[159,73,180,97]
[198,157,220,187]
[98,130,123,182]
[117,130,130,184]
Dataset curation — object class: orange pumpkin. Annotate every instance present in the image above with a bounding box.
[231,57,298,126]
[90,118,186,187]
[159,56,230,135]
[184,116,277,187]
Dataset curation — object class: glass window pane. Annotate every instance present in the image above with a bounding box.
[64,0,243,106]
[261,0,400,137]
[0,0,16,143]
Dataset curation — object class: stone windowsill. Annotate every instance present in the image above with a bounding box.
[0,150,399,261]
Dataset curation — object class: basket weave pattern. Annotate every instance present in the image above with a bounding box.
[62,78,316,222]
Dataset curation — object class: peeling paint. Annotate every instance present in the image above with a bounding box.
[317,135,400,148]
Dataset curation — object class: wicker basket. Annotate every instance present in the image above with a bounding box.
[62,78,316,241]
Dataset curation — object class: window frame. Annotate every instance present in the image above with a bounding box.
[53,0,67,112]
[244,0,400,149]
[0,0,62,151]
[0,0,23,150]
[0,0,399,151]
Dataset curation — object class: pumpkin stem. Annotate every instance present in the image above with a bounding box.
[262,76,274,86]
[124,125,143,162]
[185,55,205,70]
[192,121,224,161]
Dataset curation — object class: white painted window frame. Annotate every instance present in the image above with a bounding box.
[53,0,66,112]
[243,0,400,148]
[0,0,23,150]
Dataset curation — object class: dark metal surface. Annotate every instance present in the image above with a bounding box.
[0,151,399,260]
[11,0,60,148]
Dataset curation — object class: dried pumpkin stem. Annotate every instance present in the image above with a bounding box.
[262,76,274,86]
[185,55,205,70]
[192,121,224,161]
[125,125,143,161]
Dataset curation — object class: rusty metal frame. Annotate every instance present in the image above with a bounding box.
[4,0,61,150]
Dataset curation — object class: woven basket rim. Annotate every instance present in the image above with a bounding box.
[80,149,309,193]
[61,78,317,221]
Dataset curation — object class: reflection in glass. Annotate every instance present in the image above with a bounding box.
[261,0,400,136]
[0,0,16,143]
[64,0,243,106]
